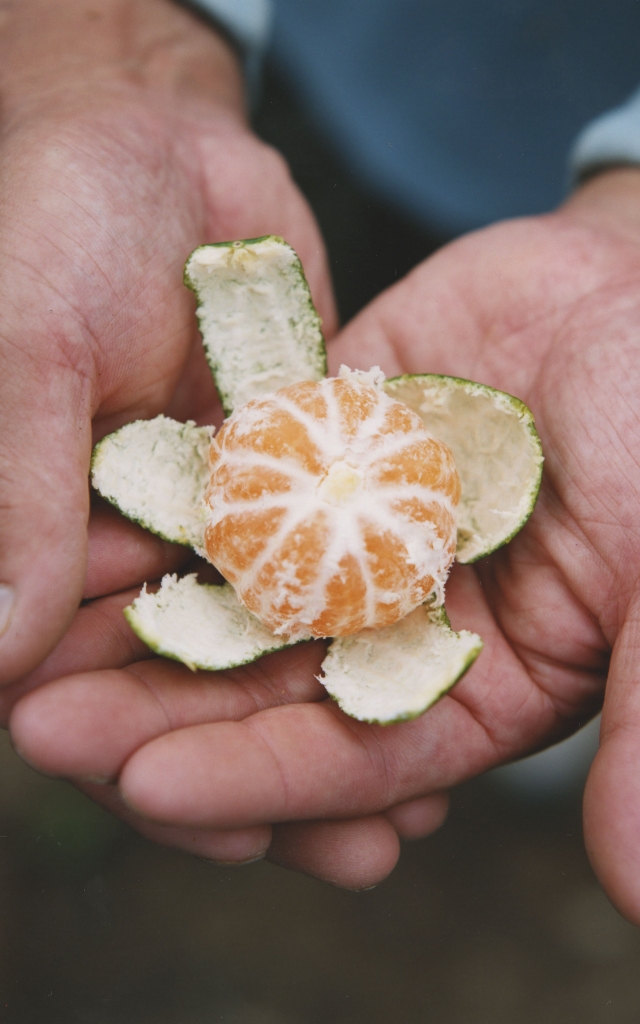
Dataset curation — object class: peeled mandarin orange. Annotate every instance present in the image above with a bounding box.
[204,370,460,640]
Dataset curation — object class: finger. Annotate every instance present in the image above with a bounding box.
[10,640,327,781]
[84,498,190,600]
[384,792,450,841]
[267,815,400,889]
[117,567,588,830]
[1,553,222,724]
[0,586,151,726]
[118,701,457,830]
[79,781,271,864]
[583,594,640,925]
[201,135,339,339]
[266,798,448,890]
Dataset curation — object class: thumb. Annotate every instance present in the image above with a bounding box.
[0,350,91,684]
[583,593,640,925]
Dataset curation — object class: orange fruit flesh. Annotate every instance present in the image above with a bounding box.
[204,375,460,640]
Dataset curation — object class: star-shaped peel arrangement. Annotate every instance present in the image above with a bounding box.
[91,237,543,724]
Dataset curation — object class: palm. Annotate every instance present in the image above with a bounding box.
[10,186,640,917]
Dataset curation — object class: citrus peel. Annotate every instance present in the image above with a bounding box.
[91,236,543,724]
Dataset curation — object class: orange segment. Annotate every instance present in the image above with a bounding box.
[390,498,457,555]
[247,509,330,629]
[361,522,413,591]
[372,438,461,500]
[221,400,326,475]
[278,381,329,422]
[205,507,286,583]
[312,554,368,636]
[332,377,378,440]
[378,401,424,437]
[207,462,292,503]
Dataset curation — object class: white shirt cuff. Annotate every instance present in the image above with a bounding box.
[570,85,640,182]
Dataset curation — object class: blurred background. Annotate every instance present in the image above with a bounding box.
[2,713,638,1024]
[1,62,639,1023]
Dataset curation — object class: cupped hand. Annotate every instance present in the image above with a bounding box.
[0,0,356,877]
[0,0,336,685]
[11,145,640,910]
[4,496,448,885]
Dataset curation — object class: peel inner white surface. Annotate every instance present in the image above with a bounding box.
[91,416,213,549]
[125,574,301,672]
[185,237,326,415]
[384,375,543,562]
[321,606,482,724]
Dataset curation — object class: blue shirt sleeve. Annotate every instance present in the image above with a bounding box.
[185,0,640,230]
[268,0,640,234]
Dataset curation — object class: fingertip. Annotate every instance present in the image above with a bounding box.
[9,670,165,781]
[267,814,401,890]
[118,722,275,828]
[584,738,640,926]
[385,792,450,841]
[0,573,83,687]
[10,683,66,776]
[118,730,198,825]
[79,781,272,863]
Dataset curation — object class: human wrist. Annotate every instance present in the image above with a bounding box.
[0,0,246,124]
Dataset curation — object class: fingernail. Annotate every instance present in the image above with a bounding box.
[200,853,267,867]
[0,585,14,637]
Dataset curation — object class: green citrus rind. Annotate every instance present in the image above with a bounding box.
[383,374,543,563]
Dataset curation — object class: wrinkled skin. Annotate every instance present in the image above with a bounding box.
[0,0,336,690]
[4,2,640,918]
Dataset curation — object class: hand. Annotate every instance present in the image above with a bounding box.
[0,0,344,868]
[12,156,640,912]
[3,497,449,875]
[0,0,336,686]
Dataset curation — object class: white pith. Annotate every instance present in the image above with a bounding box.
[383,375,543,562]
[204,373,458,640]
[321,606,483,724]
[91,417,213,548]
[185,237,326,415]
[317,461,363,505]
[125,574,300,671]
